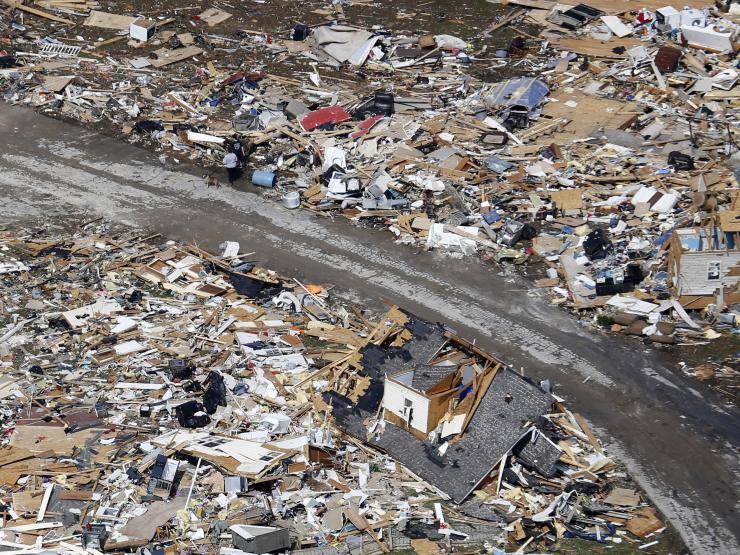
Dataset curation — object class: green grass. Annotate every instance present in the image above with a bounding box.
[555,528,688,555]
[302,335,331,349]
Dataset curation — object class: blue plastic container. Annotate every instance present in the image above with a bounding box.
[252,170,276,188]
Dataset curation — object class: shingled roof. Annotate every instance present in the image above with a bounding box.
[325,313,556,504]
[373,368,554,503]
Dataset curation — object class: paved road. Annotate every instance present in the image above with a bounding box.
[1,104,738,553]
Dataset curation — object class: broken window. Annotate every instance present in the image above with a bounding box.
[707,261,721,280]
[402,398,414,424]
[199,437,229,448]
[259,451,280,461]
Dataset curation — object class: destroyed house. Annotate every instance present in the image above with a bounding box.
[325,314,559,504]
[322,316,444,440]
[383,364,467,439]
[668,220,740,307]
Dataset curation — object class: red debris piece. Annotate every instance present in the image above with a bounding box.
[218,71,266,90]
[301,105,351,132]
[350,115,385,139]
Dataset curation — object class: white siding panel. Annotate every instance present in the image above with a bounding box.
[677,252,740,295]
[383,379,430,433]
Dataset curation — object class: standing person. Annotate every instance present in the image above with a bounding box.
[223,146,240,185]
[423,188,434,218]
[233,136,246,167]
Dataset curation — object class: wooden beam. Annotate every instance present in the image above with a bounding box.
[459,363,501,434]
[573,412,603,454]
[443,330,503,365]
[2,1,76,24]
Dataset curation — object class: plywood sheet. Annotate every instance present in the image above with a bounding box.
[541,92,637,143]
[719,210,740,232]
[604,487,641,506]
[550,188,584,210]
[198,8,232,27]
[10,425,92,455]
[549,36,642,59]
[149,46,203,68]
[42,75,73,92]
[84,10,136,30]
[12,491,43,513]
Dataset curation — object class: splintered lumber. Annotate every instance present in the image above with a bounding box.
[2,0,76,24]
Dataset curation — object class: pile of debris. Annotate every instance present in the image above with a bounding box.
[0,221,672,553]
[1,3,738,357]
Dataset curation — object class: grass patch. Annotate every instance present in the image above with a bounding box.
[301,335,331,349]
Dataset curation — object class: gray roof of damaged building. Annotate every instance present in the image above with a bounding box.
[372,367,554,503]
[513,429,562,478]
[407,364,456,393]
[323,315,556,504]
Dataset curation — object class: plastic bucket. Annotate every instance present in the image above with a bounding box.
[282,191,300,209]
